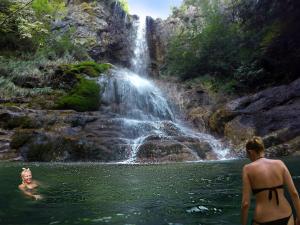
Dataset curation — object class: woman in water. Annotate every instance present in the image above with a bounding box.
[241,136,300,225]
[19,168,42,200]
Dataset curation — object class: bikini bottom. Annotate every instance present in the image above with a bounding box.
[252,214,292,225]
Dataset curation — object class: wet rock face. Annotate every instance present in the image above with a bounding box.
[53,0,137,66]
[137,136,216,162]
[209,78,300,157]
[0,104,222,162]
[155,79,218,132]
[0,106,131,162]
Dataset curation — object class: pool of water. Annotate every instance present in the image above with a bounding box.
[0,157,299,225]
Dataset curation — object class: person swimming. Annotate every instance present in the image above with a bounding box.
[18,168,43,200]
[241,136,300,225]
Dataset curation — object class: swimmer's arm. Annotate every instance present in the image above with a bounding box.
[282,161,300,223]
[241,165,251,225]
[18,185,42,200]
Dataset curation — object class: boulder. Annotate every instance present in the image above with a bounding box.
[136,133,217,162]
[209,78,300,156]
[137,140,198,162]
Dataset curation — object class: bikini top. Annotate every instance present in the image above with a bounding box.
[252,184,284,205]
[23,183,37,193]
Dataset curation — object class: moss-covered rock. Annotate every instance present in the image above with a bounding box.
[58,61,112,78]
[52,61,112,112]
[56,77,101,112]
[52,61,111,90]
[70,61,112,77]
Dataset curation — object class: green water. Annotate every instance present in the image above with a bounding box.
[0,158,299,225]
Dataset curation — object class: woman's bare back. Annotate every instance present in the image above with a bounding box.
[246,158,292,222]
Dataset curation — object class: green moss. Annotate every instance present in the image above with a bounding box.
[56,77,101,112]
[59,61,112,78]
[73,61,112,77]
[54,61,111,111]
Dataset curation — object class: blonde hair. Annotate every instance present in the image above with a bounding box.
[21,168,31,179]
[246,136,265,153]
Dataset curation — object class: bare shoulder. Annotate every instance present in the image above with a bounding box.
[18,184,25,190]
[243,164,251,173]
[267,159,287,173]
[270,159,285,167]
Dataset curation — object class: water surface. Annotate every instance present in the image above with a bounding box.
[0,157,299,225]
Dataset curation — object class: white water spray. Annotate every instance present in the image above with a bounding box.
[130,16,150,76]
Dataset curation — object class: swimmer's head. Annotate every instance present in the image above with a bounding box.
[21,168,32,184]
[246,136,265,154]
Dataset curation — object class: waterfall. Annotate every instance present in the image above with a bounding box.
[100,68,174,121]
[98,16,231,163]
[130,16,150,76]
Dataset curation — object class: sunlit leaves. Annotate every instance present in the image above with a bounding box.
[32,0,66,19]
[118,0,129,14]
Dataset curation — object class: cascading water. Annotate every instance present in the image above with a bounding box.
[98,14,231,163]
[130,16,150,76]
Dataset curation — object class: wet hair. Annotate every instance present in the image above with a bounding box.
[246,136,265,153]
[21,168,31,179]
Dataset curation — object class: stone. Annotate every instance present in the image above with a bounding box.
[209,78,300,156]
[137,140,198,162]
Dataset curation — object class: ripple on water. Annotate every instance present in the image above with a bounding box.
[49,221,60,225]
[186,205,209,213]
[186,205,222,215]
[91,216,112,223]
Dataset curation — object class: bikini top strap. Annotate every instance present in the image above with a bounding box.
[252,184,284,205]
[268,185,284,205]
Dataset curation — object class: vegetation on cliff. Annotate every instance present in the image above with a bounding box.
[0,0,114,110]
[55,61,111,112]
[166,0,300,94]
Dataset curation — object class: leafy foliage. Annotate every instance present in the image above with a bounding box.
[32,0,66,19]
[0,0,66,53]
[165,0,300,93]
[118,0,129,14]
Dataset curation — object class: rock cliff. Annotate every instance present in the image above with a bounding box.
[209,78,300,157]
[53,0,137,66]
[146,5,203,77]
